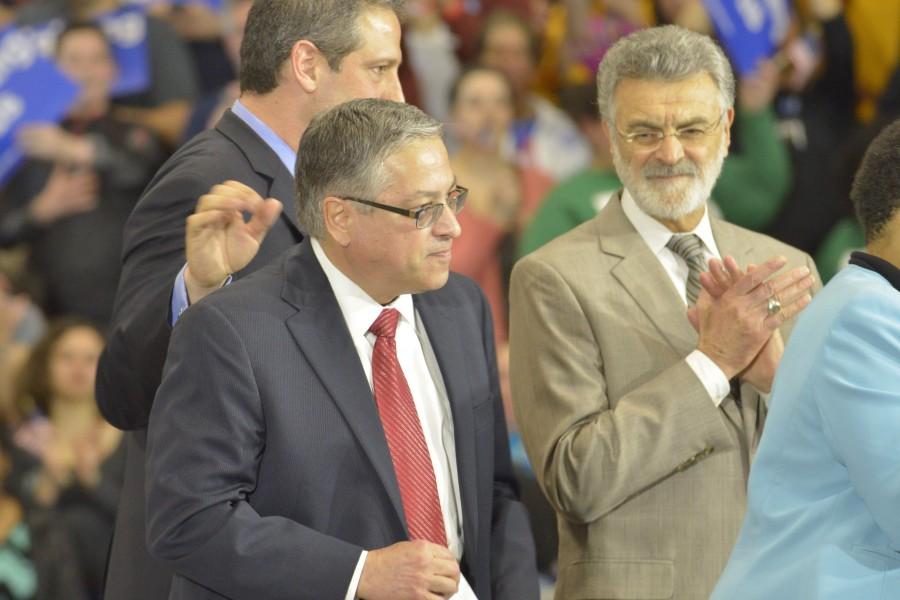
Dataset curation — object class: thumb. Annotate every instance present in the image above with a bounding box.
[687,306,700,332]
[245,198,283,241]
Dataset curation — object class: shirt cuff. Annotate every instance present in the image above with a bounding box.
[345,550,367,600]
[171,264,233,326]
[170,264,191,327]
[686,350,731,406]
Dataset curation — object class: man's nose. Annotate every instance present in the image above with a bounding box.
[653,133,685,164]
[384,72,405,102]
[433,204,461,239]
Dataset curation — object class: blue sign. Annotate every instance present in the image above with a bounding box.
[703,0,792,76]
[0,24,80,185]
[124,0,224,11]
[172,0,224,10]
[97,5,151,96]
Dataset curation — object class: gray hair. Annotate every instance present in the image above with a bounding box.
[595,25,735,122]
[295,99,443,238]
[240,0,406,94]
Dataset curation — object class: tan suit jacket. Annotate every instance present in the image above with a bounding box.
[509,196,819,600]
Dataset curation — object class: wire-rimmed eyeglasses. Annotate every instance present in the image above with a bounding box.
[615,110,727,150]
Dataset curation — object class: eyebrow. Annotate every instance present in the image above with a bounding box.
[624,115,716,130]
[410,178,458,202]
[362,56,402,68]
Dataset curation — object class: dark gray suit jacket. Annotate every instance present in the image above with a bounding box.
[98,110,303,600]
[145,241,539,599]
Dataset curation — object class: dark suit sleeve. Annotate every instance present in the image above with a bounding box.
[474,285,540,600]
[96,165,206,430]
[146,301,363,599]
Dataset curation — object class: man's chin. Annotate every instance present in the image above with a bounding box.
[634,192,705,221]
[411,270,451,295]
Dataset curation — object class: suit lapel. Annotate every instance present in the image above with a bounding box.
[709,217,755,267]
[599,196,699,358]
[280,242,406,532]
[216,109,302,234]
[414,294,479,566]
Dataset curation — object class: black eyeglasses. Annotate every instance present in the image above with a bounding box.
[340,185,468,229]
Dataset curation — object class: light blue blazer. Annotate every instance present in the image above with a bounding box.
[711,264,900,600]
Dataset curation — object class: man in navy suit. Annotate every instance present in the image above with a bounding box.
[145,99,539,600]
[97,2,406,597]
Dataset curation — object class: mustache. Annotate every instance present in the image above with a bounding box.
[641,160,700,178]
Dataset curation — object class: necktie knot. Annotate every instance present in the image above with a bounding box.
[666,233,705,264]
[369,308,400,339]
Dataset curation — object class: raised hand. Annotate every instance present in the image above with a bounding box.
[183,180,282,303]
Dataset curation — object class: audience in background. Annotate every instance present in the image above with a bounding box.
[12,319,123,598]
[766,0,857,256]
[518,83,620,256]
[0,429,88,600]
[16,0,199,147]
[148,1,235,96]
[182,0,253,140]
[0,22,164,327]
[0,267,46,427]
[403,0,461,123]
[478,10,592,221]
[447,66,519,345]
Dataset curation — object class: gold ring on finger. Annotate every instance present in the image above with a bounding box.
[766,296,782,316]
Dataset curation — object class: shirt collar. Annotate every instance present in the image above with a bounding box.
[849,251,900,292]
[621,189,721,258]
[231,99,297,176]
[310,238,416,337]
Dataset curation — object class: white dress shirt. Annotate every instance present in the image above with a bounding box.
[311,239,465,599]
[620,190,731,406]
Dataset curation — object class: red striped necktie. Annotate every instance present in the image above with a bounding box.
[369,308,447,546]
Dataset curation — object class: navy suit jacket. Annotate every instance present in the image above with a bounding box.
[98,109,303,600]
[145,241,539,600]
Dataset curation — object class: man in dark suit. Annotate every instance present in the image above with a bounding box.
[97,2,406,597]
[145,98,538,599]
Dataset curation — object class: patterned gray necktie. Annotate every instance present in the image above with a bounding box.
[666,234,706,306]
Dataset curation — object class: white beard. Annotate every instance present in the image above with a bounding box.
[612,136,727,221]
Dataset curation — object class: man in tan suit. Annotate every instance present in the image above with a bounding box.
[509,26,820,600]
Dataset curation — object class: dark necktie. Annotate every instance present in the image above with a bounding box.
[666,233,706,306]
[369,308,447,546]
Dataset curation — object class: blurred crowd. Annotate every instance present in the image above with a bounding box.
[0,0,896,597]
